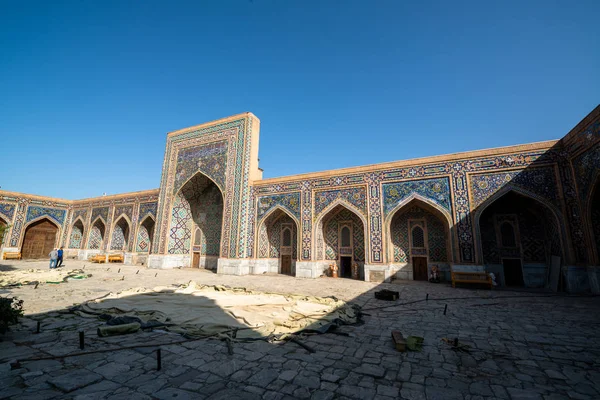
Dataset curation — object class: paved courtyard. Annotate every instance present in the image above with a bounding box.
[1,260,599,400]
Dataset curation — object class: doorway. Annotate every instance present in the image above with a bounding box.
[22,219,58,259]
[281,255,292,275]
[192,252,200,268]
[340,256,352,278]
[412,257,428,281]
[502,258,524,286]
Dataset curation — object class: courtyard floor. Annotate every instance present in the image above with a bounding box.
[1,259,599,400]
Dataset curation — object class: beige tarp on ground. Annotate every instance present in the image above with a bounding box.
[76,281,358,338]
[0,269,90,287]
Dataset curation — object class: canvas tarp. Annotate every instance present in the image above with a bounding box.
[0,269,90,287]
[75,281,359,338]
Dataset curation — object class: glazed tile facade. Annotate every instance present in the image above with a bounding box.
[1,106,599,291]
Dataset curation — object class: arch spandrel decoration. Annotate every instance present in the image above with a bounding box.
[382,177,451,218]
[25,206,66,226]
[154,114,259,260]
[469,167,560,210]
[0,203,16,222]
[256,192,301,224]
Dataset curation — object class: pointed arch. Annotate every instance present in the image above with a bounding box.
[20,217,60,259]
[255,205,301,261]
[110,214,132,251]
[136,214,156,253]
[384,194,454,264]
[473,184,568,264]
[69,217,86,249]
[168,171,224,268]
[312,199,368,264]
[88,217,107,250]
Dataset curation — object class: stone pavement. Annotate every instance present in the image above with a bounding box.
[1,268,600,399]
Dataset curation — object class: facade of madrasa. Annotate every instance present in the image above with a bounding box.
[1,105,599,292]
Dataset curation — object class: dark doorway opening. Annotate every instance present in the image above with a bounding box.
[340,256,352,278]
[281,255,292,275]
[412,257,428,281]
[502,258,524,286]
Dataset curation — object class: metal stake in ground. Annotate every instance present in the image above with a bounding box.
[156,348,162,371]
[79,331,85,350]
[36,321,40,334]
[444,304,448,315]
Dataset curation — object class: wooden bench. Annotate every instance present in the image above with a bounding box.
[108,254,124,263]
[451,271,492,289]
[2,252,22,260]
[89,254,106,263]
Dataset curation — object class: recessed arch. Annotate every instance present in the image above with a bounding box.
[384,195,454,266]
[313,200,367,278]
[256,205,301,262]
[110,214,132,251]
[21,217,60,259]
[69,217,86,249]
[473,185,568,265]
[136,215,156,253]
[168,172,224,269]
[88,217,107,250]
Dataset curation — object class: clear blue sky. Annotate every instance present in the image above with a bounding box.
[1,0,598,199]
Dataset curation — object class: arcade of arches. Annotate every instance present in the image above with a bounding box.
[21,219,59,259]
[1,107,598,292]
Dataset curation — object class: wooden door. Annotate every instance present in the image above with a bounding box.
[192,252,200,268]
[412,257,428,281]
[22,220,58,259]
[281,255,291,275]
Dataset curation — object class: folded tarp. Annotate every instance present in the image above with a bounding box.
[74,281,359,338]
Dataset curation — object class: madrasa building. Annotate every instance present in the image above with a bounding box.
[1,105,599,293]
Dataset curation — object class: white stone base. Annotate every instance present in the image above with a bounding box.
[217,258,252,275]
[295,261,329,278]
[252,258,278,274]
[364,264,391,282]
[148,254,190,269]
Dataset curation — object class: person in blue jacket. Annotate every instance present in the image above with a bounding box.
[56,246,64,268]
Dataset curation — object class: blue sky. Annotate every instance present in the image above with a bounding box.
[1,0,598,199]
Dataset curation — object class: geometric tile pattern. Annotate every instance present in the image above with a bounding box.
[168,194,192,254]
[322,207,365,262]
[256,192,301,223]
[257,212,298,259]
[314,187,367,219]
[390,204,448,263]
[136,225,151,252]
[91,207,109,224]
[72,209,88,224]
[0,202,16,221]
[470,167,560,209]
[593,190,600,262]
[110,218,129,251]
[69,220,84,249]
[88,222,105,250]
[173,141,228,194]
[113,205,133,222]
[383,177,451,216]
[25,206,66,225]
[139,202,158,219]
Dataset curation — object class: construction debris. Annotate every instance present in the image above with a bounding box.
[375,289,399,301]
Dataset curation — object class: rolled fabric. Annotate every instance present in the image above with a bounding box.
[97,322,141,337]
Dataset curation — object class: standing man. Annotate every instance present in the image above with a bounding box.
[57,246,64,268]
[49,248,58,269]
